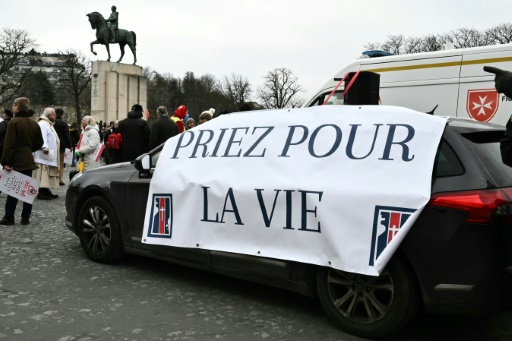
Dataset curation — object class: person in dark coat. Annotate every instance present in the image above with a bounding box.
[485,66,512,167]
[0,97,44,225]
[69,122,80,167]
[149,106,179,150]
[53,108,72,185]
[117,104,150,162]
[0,109,14,161]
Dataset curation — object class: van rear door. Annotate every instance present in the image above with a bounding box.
[458,45,512,125]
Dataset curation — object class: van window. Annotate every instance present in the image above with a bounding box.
[308,91,344,107]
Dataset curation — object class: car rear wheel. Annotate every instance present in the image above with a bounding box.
[77,196,125,263]
[316,256,419,338]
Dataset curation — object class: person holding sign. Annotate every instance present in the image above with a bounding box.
[0,97,43,225]
[75,116,101,171]
[33,108,60,200]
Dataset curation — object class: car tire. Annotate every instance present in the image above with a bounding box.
[77,196,125,263]
[316,255,419,339]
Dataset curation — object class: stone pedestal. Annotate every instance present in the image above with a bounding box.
[91,61,147,123]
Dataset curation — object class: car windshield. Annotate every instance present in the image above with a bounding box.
[308,90,344,106]
[463,131,512,187]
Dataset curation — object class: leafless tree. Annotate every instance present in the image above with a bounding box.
[220,73,252,107]
[258,68,303,109]
[0,28,37,105]
[362,42,381,51]
[404,37,423,54]
[362,23,512,55]
[421,34,443,52]
[56,49,91,125]
[200,74,218,93]
[449,28,490,48]
[381,35,405,55]
[486,23,512,44]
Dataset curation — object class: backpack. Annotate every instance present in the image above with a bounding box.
[107,132,123,150]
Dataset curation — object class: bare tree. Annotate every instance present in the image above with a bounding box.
[404,37,423,54]
[486,23,512,44]
[200,74,218,93]
[220,73,252,107]
[381,35,405,55]
[363,22,512,55]
[56,49,91,125]
[0,28,37,105]
[449,28,490,48]
[421,34,443,52]
[362,42,381,51]
[258,68,303,109]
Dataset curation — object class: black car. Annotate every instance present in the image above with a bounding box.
[65,117,512,339]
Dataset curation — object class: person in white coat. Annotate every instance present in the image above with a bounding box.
[76,116,101,171]
[33,108,60,200]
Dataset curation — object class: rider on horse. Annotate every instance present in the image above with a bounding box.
[106,5,118,43]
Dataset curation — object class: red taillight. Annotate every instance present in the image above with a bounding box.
[429,188,512,223]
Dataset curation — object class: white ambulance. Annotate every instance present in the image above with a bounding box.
[305,43,512,126]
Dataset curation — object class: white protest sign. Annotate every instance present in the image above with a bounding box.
[76,133,87,150]
[64,148,73,164]
[0,170,40,204]
[142,105,447,276]
[92,143,105,162]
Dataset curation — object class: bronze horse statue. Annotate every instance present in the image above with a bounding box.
[86,12,137,65]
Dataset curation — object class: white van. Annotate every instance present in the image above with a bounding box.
[305,44,512,126]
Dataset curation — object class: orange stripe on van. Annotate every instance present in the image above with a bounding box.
[365,56,512,73]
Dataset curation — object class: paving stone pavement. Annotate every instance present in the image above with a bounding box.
[0,168,512,341]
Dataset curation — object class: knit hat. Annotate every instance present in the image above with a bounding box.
[3,109,13,118]
[131,104,143,112]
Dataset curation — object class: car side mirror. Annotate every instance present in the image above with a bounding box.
[134,154,151,173]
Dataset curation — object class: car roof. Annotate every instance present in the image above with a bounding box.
[445,117,505,134]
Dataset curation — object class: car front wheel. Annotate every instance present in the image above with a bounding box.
[316,256,419,338]
[77,196,125,263]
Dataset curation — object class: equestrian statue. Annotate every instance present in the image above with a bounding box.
[86,6,137,65]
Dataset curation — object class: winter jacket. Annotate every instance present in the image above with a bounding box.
[78,124,101,170]
[53,117,72,152]
[1,110,44,171]
[118,111,150,162]
[34,116,59,167]
[149,114,179,150]
[70,128,80,147]
[0,117,11,160]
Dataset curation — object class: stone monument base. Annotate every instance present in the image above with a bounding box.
[90,61,147,124]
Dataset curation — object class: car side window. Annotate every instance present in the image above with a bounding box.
[434,140,464,178]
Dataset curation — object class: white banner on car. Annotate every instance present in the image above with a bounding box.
[0,169,40,204]
[142,105,447,276]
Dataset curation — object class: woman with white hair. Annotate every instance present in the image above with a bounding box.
[75,115,101,171]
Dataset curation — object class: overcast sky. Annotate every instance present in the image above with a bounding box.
[2,0,512,102]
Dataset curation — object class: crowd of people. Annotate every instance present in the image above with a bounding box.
[0,97,259,226]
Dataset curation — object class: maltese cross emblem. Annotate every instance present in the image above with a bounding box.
[466,89,499,122]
